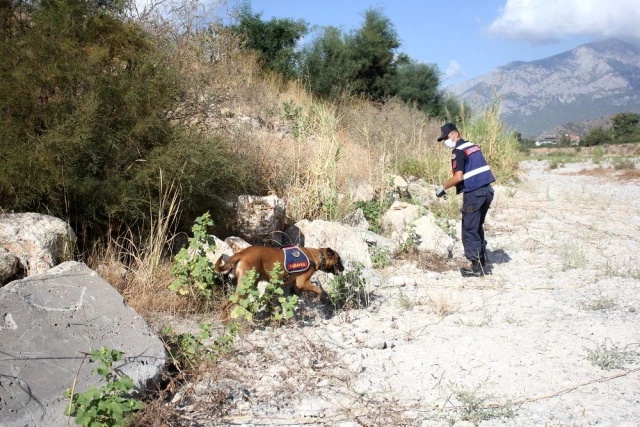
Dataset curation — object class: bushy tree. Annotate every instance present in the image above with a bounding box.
[611,112,640,140]
[301,26,354,98]
[583,126,610,146]
[347,8,407,100]
[1,0,169,228]
[390,60,442,116]
[232,4,308,79]
[300,8,452,118]
[0,0,258,241]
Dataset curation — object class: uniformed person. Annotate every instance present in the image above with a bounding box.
[435,123,495,277]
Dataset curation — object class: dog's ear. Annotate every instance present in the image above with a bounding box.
[326,248,335,256]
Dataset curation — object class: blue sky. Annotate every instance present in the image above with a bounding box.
[224,0,640,86]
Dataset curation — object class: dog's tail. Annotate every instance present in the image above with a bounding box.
[215,253,240,275]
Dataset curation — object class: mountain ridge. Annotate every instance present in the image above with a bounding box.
[447,38,640,137]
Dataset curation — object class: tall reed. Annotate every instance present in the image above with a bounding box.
[460,100,520,184]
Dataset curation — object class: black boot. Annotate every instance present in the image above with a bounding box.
[479,247,489,267]
[460,260,484,277]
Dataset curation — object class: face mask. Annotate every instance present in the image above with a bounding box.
[443,138,456,149]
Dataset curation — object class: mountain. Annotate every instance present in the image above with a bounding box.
[446,38,640,137]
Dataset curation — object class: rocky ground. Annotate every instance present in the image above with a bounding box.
[160,159,640,426]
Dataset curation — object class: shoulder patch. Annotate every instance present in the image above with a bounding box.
[464,146,480,156]
[451,153,456,160]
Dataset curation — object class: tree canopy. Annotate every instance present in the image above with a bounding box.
[611,112,640,139]
[0,0,259,241]
[231,4,308,79]
[347,8,407,100]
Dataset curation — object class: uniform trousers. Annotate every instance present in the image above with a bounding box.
[461,184,494,261]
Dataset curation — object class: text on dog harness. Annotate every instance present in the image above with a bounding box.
[282,246,310,273]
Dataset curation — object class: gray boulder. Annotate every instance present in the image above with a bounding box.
[0,212,76,276]
[0,262,166,427]
[407,180,438,208]
[236,195,286,245]
[412,213,457,258]
[285,219,373,267]
[347,181,375,203]
[341,208,370,231]
[0,247,18,284]
[380,201,424,239]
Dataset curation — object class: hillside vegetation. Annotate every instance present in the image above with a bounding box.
[0,0,520,310]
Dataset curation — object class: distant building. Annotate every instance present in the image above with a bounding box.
[535,134,558,146]
[534,133,580,146]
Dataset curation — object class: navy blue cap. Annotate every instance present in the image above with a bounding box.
[437,123,458,141]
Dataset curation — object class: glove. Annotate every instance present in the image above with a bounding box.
[435,185,446,198]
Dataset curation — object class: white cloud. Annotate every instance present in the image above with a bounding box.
[443,60,465,82]
[488,0,640,44]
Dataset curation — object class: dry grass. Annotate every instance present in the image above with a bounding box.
[86,173,228,317]
[531,142,640,157]
[396,249,468,273]
[88,237,213,317]
[427,292,457,317]
[154,28,451,221]
[142,25,521,225]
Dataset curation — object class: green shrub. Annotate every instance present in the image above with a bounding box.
[228,263,299,323]
[592,147,604,164]
[328,262,369,309]
[169,213,219,299]
[162,322,237,369]
[0,1,260,243]
[64,347,144,427]
[448,385,513,424]
[356,198,392,233]
[585,338,640,370]
[0,0,184,233]
[397,158,428,178]
[398,224,419,254]
[370,245,392,268]
[612,157,636,170]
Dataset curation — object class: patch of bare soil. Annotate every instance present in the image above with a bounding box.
[163,158,640,426]
[571,166,640,180]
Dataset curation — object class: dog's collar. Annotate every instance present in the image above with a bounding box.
[318,251,327,271]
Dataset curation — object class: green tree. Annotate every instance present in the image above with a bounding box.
[232,4,308,79]
[0,0,172,228]
[0,0,257,241]
[390,60,442,116]
[611,112,640,139]
[301,26,354,98]
[347,8,407,100]
[584,126,610,146]
[442,93,471,123]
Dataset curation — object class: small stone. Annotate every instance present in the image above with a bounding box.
[364,337,387,349]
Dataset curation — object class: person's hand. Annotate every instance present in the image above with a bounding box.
[435,185,446,198]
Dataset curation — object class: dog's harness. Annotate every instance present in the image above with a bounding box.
[282,245,311,273]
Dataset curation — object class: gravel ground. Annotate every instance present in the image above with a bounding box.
[170,159,640,426]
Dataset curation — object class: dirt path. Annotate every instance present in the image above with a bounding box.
[178,160,640,426]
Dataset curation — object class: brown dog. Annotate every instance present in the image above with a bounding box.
[215,246,344,302]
